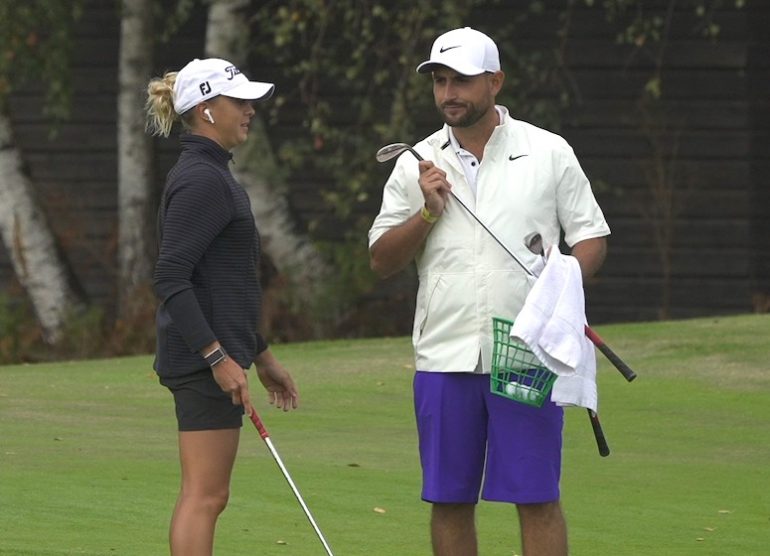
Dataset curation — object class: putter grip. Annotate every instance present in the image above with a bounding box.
[249,411,270,440]
[584,326,637,382]
[588,410,610,457]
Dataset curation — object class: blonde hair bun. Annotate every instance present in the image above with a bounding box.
[145,71,178,137]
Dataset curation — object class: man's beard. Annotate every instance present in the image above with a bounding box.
[437,100,489,128]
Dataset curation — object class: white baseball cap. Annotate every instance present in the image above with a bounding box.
[416,27,500,76]
[172,58,275,115]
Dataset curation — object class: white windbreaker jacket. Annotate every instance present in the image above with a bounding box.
[369,107,610,373]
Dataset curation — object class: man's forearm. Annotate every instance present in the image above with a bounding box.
[369,209,436,278]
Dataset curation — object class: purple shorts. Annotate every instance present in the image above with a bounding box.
[413,371,563,505]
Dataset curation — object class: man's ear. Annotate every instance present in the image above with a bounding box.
[490,70,505,95]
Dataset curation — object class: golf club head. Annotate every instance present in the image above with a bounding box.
[524,232,544,255]
[375,143,424,163]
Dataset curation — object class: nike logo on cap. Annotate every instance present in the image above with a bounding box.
[509,154,527,161]
[439,45,461,53]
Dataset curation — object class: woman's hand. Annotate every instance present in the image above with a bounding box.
[211,357,254,416]
[255,348,299,411]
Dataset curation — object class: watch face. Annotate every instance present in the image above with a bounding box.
[206,347,227,366]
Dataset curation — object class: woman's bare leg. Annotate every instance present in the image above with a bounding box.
[169,428,240,556]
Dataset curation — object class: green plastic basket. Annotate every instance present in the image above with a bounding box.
[490,317,556,407]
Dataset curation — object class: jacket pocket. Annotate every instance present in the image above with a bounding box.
[413,275,442,343]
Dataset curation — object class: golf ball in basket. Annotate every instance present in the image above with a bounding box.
[505,382,536,401]
[520,385,536,401]
[505,382,519,396]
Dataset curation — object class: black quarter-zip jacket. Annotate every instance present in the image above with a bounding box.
[153,134,267,378]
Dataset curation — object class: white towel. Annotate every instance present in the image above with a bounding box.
[510,249,598,411]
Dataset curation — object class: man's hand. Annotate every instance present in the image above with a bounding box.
[369,158,452,279]
[418,160,451,216]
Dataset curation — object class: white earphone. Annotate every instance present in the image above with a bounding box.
[203,108,215,124]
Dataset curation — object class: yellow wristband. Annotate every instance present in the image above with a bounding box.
[420,205,439,224]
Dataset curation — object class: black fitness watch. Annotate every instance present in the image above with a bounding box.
[204,346,228,367]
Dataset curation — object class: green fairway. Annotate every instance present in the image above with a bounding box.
[1,314,768,555]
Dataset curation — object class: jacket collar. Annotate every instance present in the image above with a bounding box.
[431,105,531,169]
[179,133,233,167]
[487,106,530,159]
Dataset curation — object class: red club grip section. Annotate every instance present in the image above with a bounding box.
[249,410,270,439]
[584,326,637,382]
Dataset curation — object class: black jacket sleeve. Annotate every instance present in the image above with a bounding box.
[153,164,233,353]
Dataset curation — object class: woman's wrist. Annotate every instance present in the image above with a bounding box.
[203,344,228,367]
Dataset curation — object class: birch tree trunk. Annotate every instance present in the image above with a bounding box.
[116,0,154,319]
[0,113,83,343]
[206,0,329,336]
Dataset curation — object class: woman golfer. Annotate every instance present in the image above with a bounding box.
[145,57,299,555]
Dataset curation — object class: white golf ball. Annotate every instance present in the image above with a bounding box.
[520,385,535,401]
[504,382,518,396]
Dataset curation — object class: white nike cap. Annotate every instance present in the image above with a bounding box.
[173,58,275,115]
[416,27,500,76]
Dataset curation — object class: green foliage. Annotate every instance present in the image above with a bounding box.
[0,285,157,364]
[154,0,200,42]
[0,0,84,120]
[0,0,200,119]
[252,0,474,213]
[0,293,41,363]
[248,1,575,332]
[246,0,745,315]
[589,0,744,99]
[0,292,107,364]
[251,0,569,221]
[579,0,743,317]
[54,304,108,360]
[249,1,474,330]
[312,234,386,331]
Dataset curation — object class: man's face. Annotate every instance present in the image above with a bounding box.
[432,67,502,128]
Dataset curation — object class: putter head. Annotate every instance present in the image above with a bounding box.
[375,143,419,163]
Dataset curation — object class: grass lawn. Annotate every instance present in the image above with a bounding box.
[1,313,768,555]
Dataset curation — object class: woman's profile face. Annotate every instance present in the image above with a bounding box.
[198,96,257,151]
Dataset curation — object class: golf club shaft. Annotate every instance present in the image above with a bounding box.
[398,147,535,276]
[448,190,536,276]
[250,412,335,556]
[405,147,636,382]
[587,409,610,457]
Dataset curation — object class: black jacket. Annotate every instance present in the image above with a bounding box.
[153,134,267,378]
